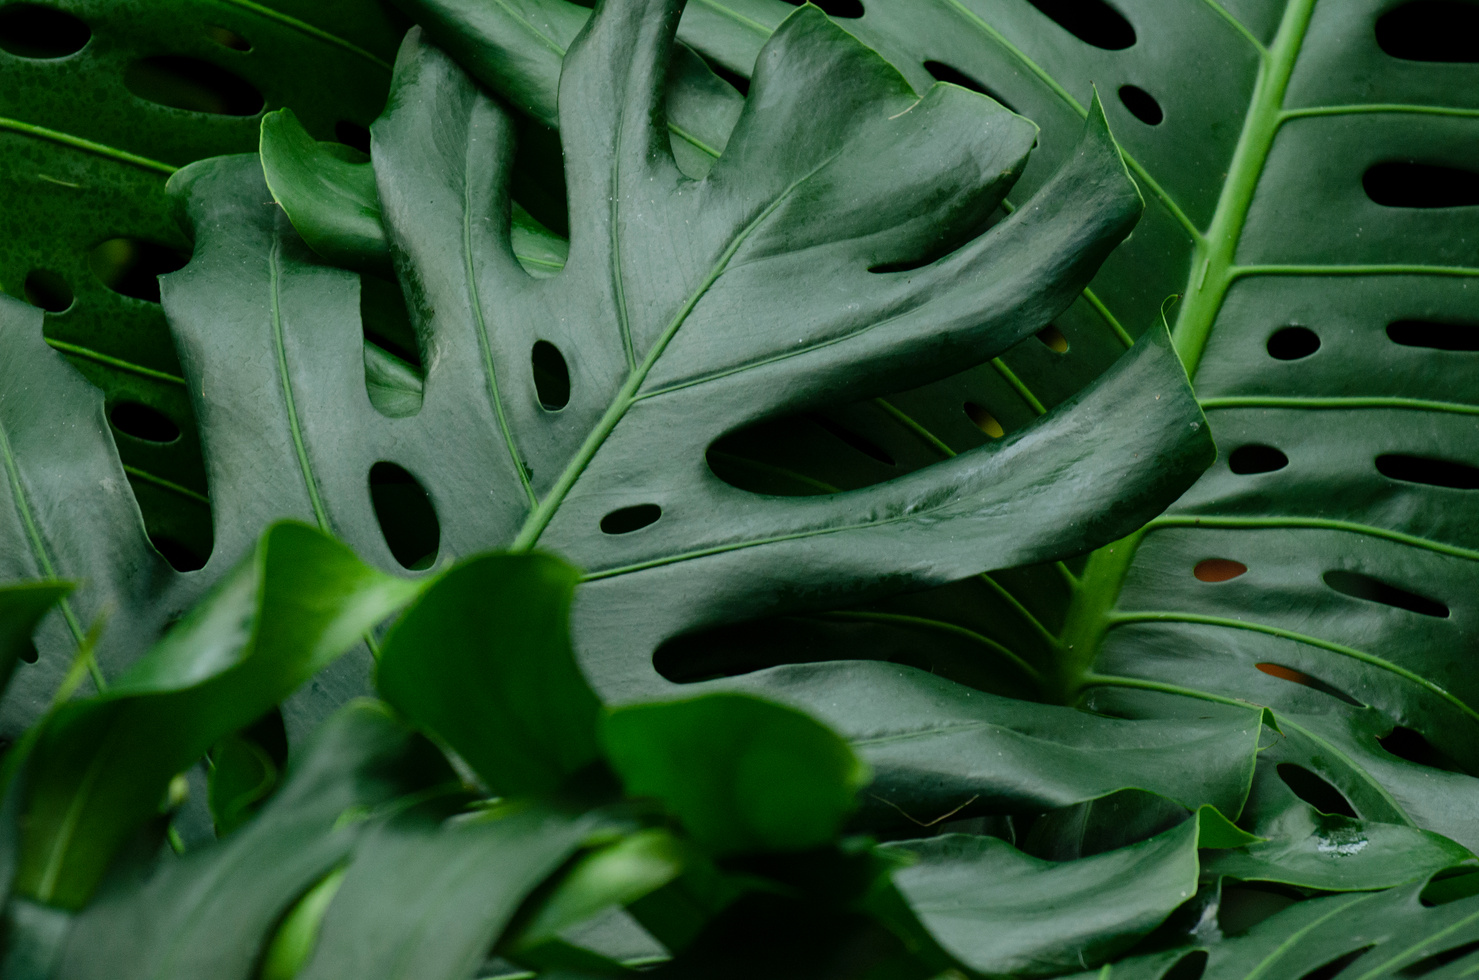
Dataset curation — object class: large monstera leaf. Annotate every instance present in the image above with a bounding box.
[102,0,1203,707]
[529,0,1479,845]
[0,0,408,570]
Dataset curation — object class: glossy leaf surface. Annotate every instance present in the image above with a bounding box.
[156,0,1209,710]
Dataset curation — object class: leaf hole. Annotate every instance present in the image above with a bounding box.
[23,268,72,312]
[334,120,370,155]
[963,402,1004,438]
[1323,569,1449,618]
[1275,763,1358,818]
[1397,939,1479,976]
[1217,883,1300,935]
[1387,318,1479,351]
[19,640,37,665]
[369,462,439,570]
[1377,1,1479,62]
[814,415,895,465]
[1380,724,1465,773]
[205,24,250,51]
[1117,84,1162,125]
[699,51,749,96]
[1024,0,1135,49]
[1376,453,1479,490]
[531,340,571,410]
[600,503,661,535]
[150,534,207,572]
[1298,946,1374,980]
[1161,951,1208,980]
[1227,444,1288,474]
[921,60,1016,111]
[0,4,88,58]
[89,237,188,303]
[1422,870,1479,906]
[110,401,180,444]
[123,55,263,116]
[1255,663,1362,706]
[1364,161,1479,209]
[780,0,862,17]
[1194,558,1246,582]
[1035,323,1069,353]
[1267,325,1320,360]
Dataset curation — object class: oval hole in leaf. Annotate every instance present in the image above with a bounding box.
[369,462,440,570]
[1297,946,1374,980]
[1323,569,1449,618]
[963,402,1004,438]
[1267,326,1320,360]
[1380,725,1466,773]
[19,640,37,665]
[1363,161,1479,208]
[1161,951,1208,980]
[359,273,420,367]
[89,237,188,303]
[1194,558,1246,582]
[780,0,862,17]
[23,269,71,312]
[921,60,1016,111]
[1024,0,1135,49]
[1036,323,1069,352]
[1117,84,1162,125]
[1376,453,1479,490]
[205,24,250,51]
[1217,884,1300,935]
[1255,663,1362,706]
[531,340,571,410]
[110,401,180,443]
[601,504,661,535]
[334,120,370,155]
[150,534,206,572]
[1227,444,1287,474]
[0,4,88,58]
[1275,763,1357,818]
[1377,1,1479,62]
[814,415,895,465]
[699,51,749,96]
[124,56,263,116]
[1387,318,1479,351]
[1422,871,1479,906]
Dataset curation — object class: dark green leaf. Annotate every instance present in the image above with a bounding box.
[884,819,1201,978]
[0,581,72,702]
[153,0,1207,713]
[376,551,602,796]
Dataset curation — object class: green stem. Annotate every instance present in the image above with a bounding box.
[1170,0,1317,374]
[1052,529,1143,702]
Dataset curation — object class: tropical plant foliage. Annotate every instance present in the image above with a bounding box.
[0,0,1477,976]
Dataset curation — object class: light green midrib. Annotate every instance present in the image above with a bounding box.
[269,241,330,531]
[463,150,536,508]
[1055,0,1317,699]
[0,117,176,173]
[215,0,392,70]
[1104,610,1479,727]
[1148,515,1479,563]
[0,416,84,644]
[508,155,839,552]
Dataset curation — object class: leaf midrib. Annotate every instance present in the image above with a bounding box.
[509,152,841,551]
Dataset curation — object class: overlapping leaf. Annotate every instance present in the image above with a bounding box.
[161,0,1209,708]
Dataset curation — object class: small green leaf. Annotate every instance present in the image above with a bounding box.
[376,552,602,797]
[13,522,421,909]
[510,827,686,952]
[600,693,869,855]
[207,734,279,837]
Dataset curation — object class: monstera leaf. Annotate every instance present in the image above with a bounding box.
[0,0,1212,719]
[0,0,408,571]
[499,0,1479,852]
